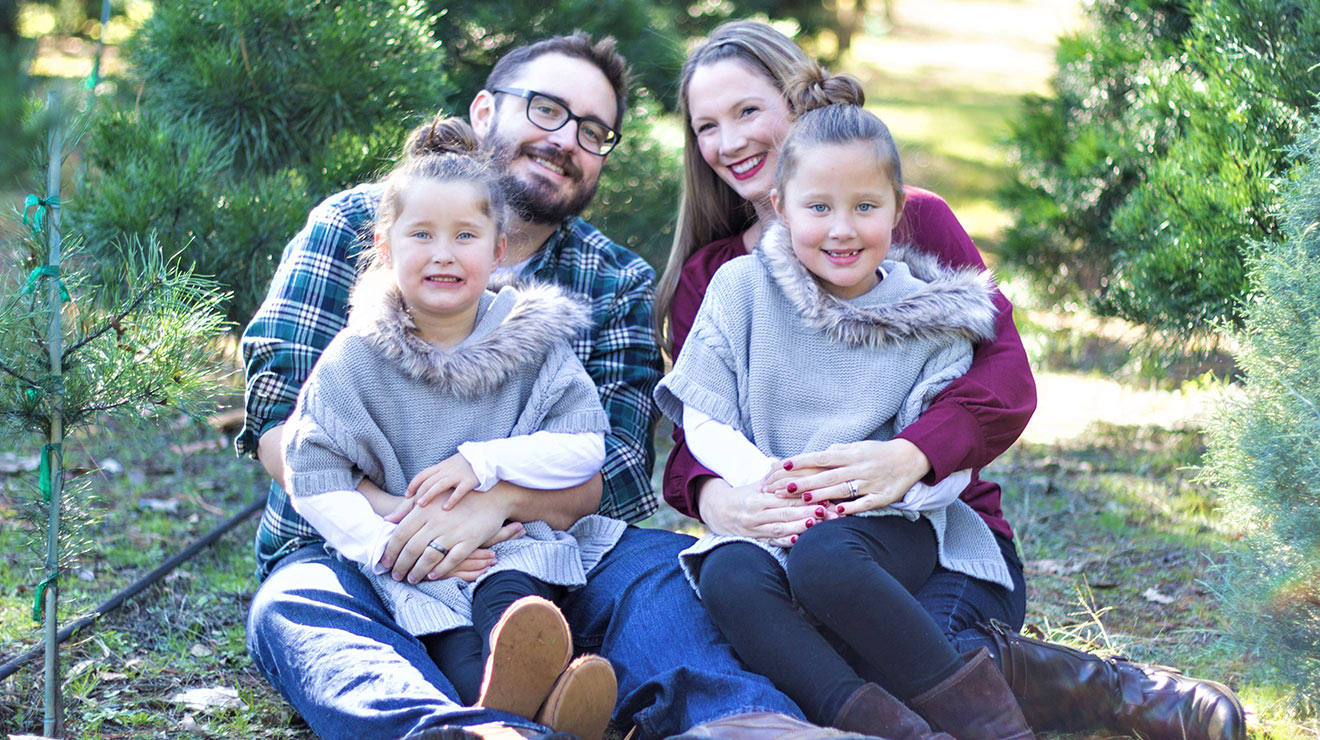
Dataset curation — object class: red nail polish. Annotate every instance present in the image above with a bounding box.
[787,482,798,494]
[837,505,846,514]
[783,460,794,470]
[790,535,798,544]
[804,518,815,528]
[802,492,812,502]
[815,506,825,517]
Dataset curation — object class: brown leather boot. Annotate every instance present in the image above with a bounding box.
[909,649,1034,740]
[832,683,954,740]
[982,620,1246,740]
[670,711,894,740]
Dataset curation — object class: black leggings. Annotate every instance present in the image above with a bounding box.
[697,516,964,725]
[420,571,565,706]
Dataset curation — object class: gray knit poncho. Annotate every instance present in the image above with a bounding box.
[283,269,623,636]
[655,222,1012,590]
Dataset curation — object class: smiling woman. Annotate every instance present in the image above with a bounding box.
[652,18,1246,740]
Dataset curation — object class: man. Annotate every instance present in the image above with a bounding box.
[239,32,872,740]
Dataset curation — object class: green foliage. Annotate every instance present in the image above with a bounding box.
[424,0,688,109]
[583,97,681,269]
[73,0,449,325]
[0,225,231,438]
[1001,0,1320,336]
[1,2,42,186]
[72,108,309,322]
[1204,113,1320,715]
[124,0,446,175]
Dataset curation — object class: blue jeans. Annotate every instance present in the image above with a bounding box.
[914,531,1027,661]
[247,526,801,740]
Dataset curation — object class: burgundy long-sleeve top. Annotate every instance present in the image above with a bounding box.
[662,186,1035,539]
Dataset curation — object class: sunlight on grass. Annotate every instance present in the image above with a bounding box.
[842,0,1084,250]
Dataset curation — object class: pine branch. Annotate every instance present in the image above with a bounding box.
[62,275,164,363]
[0,357,37,387]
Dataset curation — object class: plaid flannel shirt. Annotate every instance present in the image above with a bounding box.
[238,183,662,575]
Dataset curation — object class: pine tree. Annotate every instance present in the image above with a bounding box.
[1000,0,1320,339]
[1204,113,1320,716]
[70,0,450,324]
[1,92,230,735]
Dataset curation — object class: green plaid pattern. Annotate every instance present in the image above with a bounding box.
[238,183,662,575]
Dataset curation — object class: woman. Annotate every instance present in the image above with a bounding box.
[655,19,1245,740]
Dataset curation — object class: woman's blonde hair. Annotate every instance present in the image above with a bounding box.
[654,20,815,355]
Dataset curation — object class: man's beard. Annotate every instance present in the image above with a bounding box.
[485,127,599,225]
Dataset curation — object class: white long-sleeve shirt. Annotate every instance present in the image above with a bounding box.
[683,405,970,511]
[291,430,604,572]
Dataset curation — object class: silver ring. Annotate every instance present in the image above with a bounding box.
[427,541,449,556]
[846,479,859,497]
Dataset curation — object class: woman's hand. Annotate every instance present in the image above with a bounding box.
[698,476,828,547]
[761,439,932,515]
[381,491,514,584]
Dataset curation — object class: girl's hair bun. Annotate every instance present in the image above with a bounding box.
[404,114,480,158]
[785,64,865,117]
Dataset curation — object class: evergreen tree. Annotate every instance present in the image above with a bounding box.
[1,94,230,734]
[1001,0,1320,338]
[70,0,450,324]
[1204,113,1320,715]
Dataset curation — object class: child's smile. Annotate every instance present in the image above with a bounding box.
[382,179,505,344]
[773,141,903,300]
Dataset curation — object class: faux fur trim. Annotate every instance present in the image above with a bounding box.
[347,268,591,396]
[756,221,997,348]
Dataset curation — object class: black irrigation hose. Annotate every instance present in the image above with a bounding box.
[0,493,265,683]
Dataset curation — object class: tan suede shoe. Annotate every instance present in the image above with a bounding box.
[478,596,573,719]
[535,655,618,740]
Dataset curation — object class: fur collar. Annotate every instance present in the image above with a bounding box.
[756,221,997,348]
[347,268,591,396]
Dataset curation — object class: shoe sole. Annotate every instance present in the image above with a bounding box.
[478,596,573,719]
[535,655,618,740]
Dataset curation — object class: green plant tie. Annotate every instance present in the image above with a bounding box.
[40,442,62,504]
[22,194,60,235]
[86,58,102,91]
[32,572,57,621]
[22,266,70,303]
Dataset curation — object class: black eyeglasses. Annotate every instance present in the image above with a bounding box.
[492,87,621,156]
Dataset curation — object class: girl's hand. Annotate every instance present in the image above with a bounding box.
[698,476,828,548]
[407,453,481,509]
[762,439,932,513]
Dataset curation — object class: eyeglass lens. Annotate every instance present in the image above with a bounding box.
[526,94,617,154]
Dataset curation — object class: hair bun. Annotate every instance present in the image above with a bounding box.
[404,114,480,158]
[786,65,865,117]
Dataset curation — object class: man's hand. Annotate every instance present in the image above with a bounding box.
[381,490,514,584]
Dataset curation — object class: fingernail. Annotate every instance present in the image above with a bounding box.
[801,492,811,502]
[790,535,798,544]
[804,518,815,528]
[783,460,794,470]
[837,505,846,514]
[787,482,798,494]
[815,506,825,517]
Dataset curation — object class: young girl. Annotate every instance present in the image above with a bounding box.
[654,70,1034,740]
[280,116,621,739]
